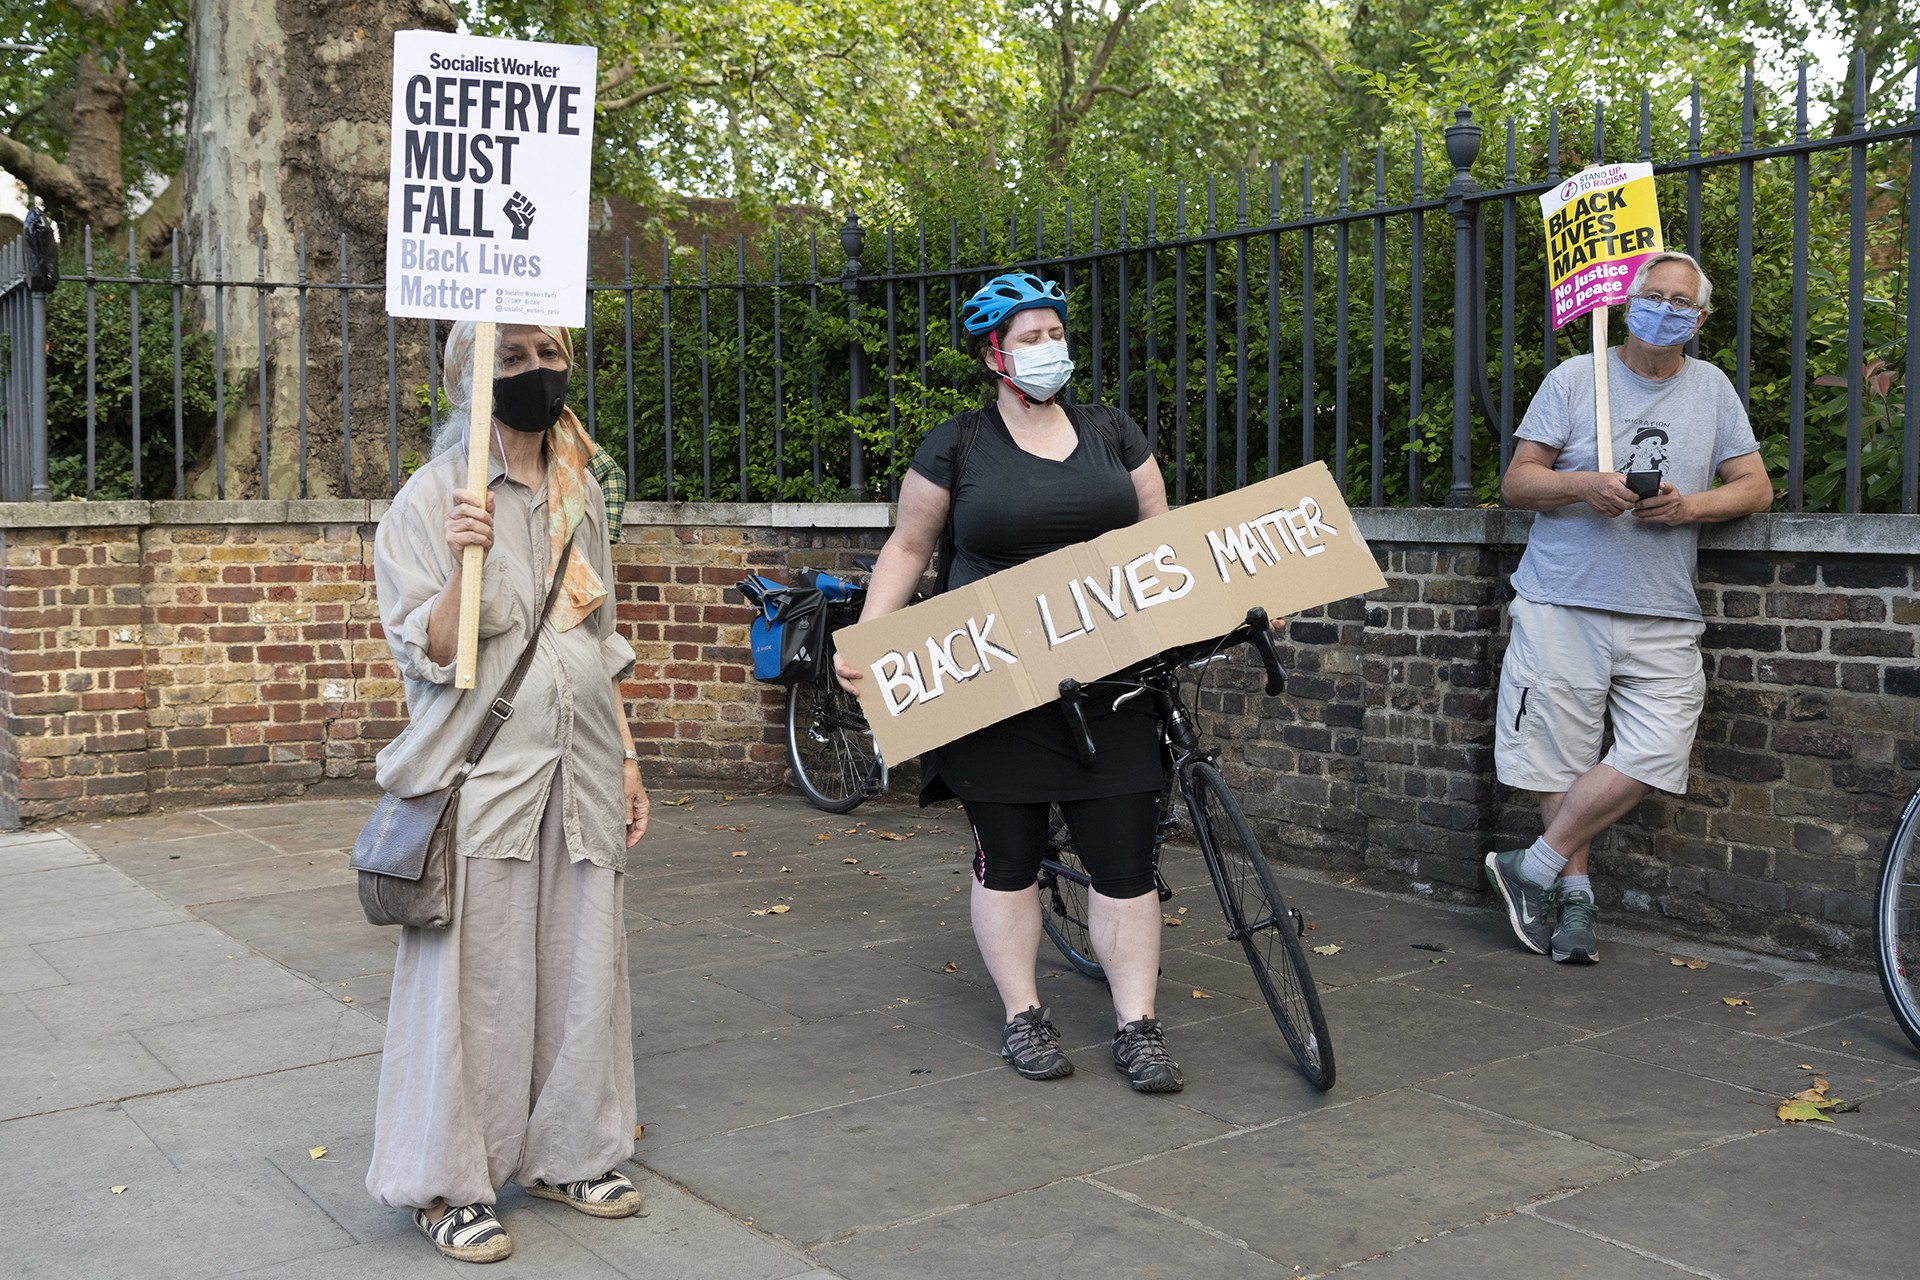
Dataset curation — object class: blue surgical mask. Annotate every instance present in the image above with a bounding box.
[1003,339,1073,402]
[1625,296,1701,348]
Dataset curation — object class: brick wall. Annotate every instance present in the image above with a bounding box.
[1201,510,1920,962]
[3,499,1917,964]
[0,500,890,826]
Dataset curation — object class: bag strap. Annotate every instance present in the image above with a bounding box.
[932,409,987,596]
[1061,401,1123,458]
[454,534,576,784]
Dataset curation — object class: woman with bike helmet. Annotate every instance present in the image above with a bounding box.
[834,271,1186,1093]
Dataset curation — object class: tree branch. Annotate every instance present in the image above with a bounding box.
[1272,32,1344,90]
[0,132,86,206]
[1069,0,1146,118]
[602,79,704,112]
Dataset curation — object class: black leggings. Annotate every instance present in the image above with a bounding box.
[964,791,1161,900]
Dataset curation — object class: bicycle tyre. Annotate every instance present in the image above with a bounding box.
[784,675,887,814]
[1038,808,1106,981]
[1188,763,1335,1090]
[1873,783,1920,1055]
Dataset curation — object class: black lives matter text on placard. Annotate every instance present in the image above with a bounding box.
[833,462,1389,762]
[383,32,597,327]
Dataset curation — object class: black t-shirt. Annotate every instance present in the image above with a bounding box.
[906,402,1163,806]
[909,404,1153,590]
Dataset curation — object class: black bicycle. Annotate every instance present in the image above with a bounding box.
[1873,780,1920,1053]
[737,568,888,814]
[1035,608,1335,1091]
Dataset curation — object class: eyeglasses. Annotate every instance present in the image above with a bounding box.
[1635,290,1702,313]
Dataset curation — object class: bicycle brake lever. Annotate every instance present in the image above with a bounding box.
[1245,607,1289,696]
[1058,679,1097,767]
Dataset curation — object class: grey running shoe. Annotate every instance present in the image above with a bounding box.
[1002,1005,1073,1079]
[1485,849,1553,955]
[1552,890,1599,964]
[1112,1017,1184,1093]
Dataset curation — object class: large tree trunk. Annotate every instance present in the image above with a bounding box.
[182,0,456,499]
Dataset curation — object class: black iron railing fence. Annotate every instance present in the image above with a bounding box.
[2,54,1915,513]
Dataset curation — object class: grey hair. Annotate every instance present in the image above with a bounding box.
[430,407,475,459]
[1627,251,1713,311]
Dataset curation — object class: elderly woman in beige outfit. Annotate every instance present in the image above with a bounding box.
[366,321,649,1264]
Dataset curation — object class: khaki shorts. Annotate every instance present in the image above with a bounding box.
[1494,597,1705,795]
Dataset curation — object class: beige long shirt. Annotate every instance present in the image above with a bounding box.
[372,444,636,871]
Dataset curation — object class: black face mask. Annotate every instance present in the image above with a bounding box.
[492,366,570,434]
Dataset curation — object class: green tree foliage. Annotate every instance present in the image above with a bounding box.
[0,0,187,242]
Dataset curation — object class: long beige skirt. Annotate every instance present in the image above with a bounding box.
[366,770,636,1209]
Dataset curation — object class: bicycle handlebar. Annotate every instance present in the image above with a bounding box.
[1056,607,1288,763]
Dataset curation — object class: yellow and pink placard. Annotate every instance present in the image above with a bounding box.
[1540,162,1663,331]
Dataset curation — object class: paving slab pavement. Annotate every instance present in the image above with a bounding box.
[4,784,1916,1278]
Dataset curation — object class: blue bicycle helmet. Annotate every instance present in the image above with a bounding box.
[961,272,1067,336]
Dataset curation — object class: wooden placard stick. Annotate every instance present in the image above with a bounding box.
[1592,306,1614,474]
[455,320,497,689]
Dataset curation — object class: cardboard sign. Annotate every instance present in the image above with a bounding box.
[384,31,597,327]
[1540,162,1663,331]
[834,462,1388,763]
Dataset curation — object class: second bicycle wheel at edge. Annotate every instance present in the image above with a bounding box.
[1188,763,1335,1090]
[784,678,888,814]
[1873,784,1920,1055]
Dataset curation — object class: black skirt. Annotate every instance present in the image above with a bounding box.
[919,686,1163,806]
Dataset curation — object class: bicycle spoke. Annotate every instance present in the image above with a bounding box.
[1188,762,1333,1090]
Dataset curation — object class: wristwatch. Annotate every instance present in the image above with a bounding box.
[622,750,640,766]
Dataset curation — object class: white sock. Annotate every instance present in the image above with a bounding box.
[1559,873,1593,902]
[1519,838,1566,888]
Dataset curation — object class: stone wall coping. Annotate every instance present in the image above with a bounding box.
[4,499,1918,555]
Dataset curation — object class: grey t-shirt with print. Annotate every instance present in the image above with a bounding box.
[1510,349,1759,622]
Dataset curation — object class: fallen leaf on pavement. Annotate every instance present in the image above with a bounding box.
[731,850,749,858]
[111,1186,128,1195]
[942,962,958,973]
[780,865,792,873]
[634,1124,646,1139]
[876,831,912,840]
[1191,990,1214,999]
[662,796,691,807]
[1429,957,1448,964]
[1310,943,1342,956]
[1722,997,1749,1006]
[1669,957,1708,969]
[843,858,861,865]
[1176,906,1188,915]
[769,904,790,914]
[308,1146,328,1160]
[1163,915,1183,927]
[863,869,884,876]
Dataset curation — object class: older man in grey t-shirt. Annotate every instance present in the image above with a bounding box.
[1484,252,1773,965]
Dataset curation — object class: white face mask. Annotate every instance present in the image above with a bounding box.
[1001,339,1073,402]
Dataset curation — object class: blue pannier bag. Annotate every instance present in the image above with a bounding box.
[746,577,828,684]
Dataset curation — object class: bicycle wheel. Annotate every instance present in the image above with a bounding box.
[1187,763,1335,1090]
[1038,808,1106,981]
[784,676,888,813]
[1873,784,1920,1054]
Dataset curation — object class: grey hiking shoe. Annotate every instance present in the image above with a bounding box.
[1112,1017,1184,1093]
[1485,849,1553,955]
[1002,1005,1073,1079]
[1552,890,1599,964]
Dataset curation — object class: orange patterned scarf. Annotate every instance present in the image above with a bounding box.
[541,407,609,632]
